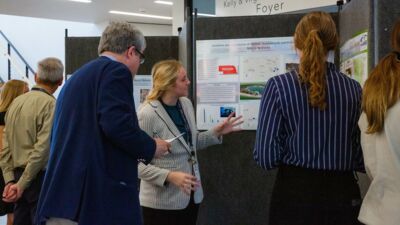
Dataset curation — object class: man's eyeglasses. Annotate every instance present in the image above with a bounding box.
[134,47,145,65]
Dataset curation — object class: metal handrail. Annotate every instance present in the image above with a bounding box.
[0,30,36,76]
[0,44,34,86]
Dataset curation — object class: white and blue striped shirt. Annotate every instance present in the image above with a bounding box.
[254,62,364,171]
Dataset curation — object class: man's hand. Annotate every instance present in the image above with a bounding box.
[153,138,171,158]
[2,182,16,201]
[2,182,22,202]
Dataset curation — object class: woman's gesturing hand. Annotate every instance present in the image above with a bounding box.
[166,171,199,195]
[213,112,244,137]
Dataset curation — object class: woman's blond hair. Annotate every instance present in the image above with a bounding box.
[294,11,339,110]
[362,20,400,133]
[0,79,28,112]
[145,59,183,103]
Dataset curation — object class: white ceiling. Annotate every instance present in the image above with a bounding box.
[0,0,176,24]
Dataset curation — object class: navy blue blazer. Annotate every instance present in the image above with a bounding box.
[36,56,156,225]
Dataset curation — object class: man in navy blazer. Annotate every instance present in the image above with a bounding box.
[36,22,170,225]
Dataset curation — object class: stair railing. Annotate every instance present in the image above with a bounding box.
[0,30,35,84]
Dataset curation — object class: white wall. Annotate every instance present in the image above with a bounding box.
[0,14,103,85]
[95,21,172,36]
[0,14,172,96]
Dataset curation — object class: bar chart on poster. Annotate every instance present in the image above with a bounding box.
[196,37,299,130]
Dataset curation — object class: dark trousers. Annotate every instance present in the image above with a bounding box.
[141,195,199,225]
[269,165,363,225]
[13,168,45,225]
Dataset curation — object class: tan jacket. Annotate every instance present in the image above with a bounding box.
[138,97,221,209]
[0,86,55,190]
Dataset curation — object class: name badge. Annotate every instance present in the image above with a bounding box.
[193,162,200,180]
[192,163,203,203]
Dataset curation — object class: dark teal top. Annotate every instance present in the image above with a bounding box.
[161,102,190,145]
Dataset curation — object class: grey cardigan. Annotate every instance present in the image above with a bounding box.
[138,97,221,209]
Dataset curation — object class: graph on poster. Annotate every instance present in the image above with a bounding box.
[196,37,299,130]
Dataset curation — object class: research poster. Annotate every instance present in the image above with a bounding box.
[340,31,368,85]
[133,75,152,110]
[196,37,299,130]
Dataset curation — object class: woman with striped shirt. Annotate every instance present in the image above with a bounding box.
[254,11,364,225]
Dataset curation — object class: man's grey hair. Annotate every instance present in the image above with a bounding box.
[37,57,64,85]
[98,22,146,55]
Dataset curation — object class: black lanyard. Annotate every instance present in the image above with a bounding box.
[176,100,196,163]
[176,100,192,147]
[158,100,195,159]
[31,87,52,97]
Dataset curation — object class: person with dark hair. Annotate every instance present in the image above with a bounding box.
[0,58,63,225]
[254,12,364,225]
[0,79,28,225]
[358,19,400,225]
[35,22,170,225]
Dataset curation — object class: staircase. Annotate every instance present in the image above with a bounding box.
[0,30,35,86]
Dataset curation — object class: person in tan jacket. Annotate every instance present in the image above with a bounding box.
[0,57,63,225]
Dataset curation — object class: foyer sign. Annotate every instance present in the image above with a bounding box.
[216,0,338,17]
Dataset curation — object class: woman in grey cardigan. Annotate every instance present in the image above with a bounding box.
[138,59,242,225]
